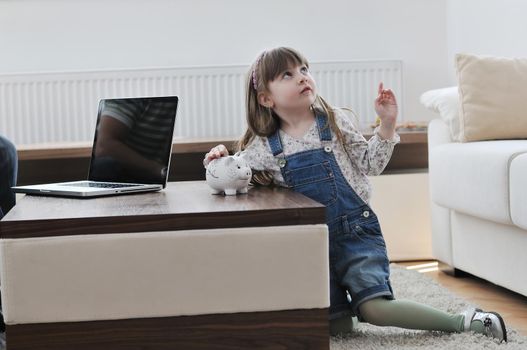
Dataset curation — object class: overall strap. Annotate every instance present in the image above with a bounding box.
[315,114,333,141]
[267,129,284,156]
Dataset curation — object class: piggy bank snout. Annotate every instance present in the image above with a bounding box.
[237,165,252,180]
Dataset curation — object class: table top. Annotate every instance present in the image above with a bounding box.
[0,181,325,239]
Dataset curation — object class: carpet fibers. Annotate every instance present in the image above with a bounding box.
[330,264,526,349]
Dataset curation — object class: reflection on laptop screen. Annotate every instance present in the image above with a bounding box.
[88,96,178,185]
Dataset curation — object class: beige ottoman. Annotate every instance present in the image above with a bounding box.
[0,225,329,349]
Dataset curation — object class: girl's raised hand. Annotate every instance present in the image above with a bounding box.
[374,82,398,127]
[203,144,229,167]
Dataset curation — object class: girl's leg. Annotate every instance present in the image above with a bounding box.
[359,298,507,341]
[359,297,464,332]
[330,316,355,336]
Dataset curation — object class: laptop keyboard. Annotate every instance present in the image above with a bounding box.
[60,182,141,189]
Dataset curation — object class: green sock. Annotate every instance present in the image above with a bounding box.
[330,316,357,335]
[359,298,464,332]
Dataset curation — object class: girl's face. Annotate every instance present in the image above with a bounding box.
[260,64,317,114]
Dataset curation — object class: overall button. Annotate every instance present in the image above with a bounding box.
[277,158,287,168]
[324,145,332,153]
[362,210,370,218]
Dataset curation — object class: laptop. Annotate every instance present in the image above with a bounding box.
[13,96,179,198]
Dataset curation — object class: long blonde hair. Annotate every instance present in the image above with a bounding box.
[237,47,345,149]
[237,47,346,185]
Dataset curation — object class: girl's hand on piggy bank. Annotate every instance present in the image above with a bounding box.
[203,144,229,167]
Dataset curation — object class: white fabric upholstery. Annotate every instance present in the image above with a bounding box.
[429,202,453,266]
[428,120,454,266]
[427,118,527,297]
[451,211,527,296]
[429,139,527,225]
[420,87,461,142]
[510,153,527,230]
[427,118,454,149]
[0,224,329,325]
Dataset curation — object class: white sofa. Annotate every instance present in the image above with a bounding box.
[428,117,527,297]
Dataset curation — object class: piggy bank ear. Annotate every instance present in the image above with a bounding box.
[224,156,234,166]
[233,151,241,157]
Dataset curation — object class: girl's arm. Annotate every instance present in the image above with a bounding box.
[374,82,398,140]
[339,83,399,175]
[337,109,400,176]
[239,137,281,186]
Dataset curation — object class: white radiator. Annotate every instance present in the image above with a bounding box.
[0,61,402,145]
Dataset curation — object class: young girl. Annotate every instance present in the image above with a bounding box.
[204,47,507,342]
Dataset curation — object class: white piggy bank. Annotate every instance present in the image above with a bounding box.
[205,155,252,195]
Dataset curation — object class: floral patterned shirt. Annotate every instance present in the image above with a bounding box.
[239,109,400,204]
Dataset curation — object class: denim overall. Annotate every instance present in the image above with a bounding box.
[268,114,394,320]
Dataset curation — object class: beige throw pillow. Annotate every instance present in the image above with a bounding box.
[456,53,527,142]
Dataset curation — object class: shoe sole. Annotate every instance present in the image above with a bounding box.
[476,308,507,343]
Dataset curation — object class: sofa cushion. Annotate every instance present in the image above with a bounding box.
[456,53,527,142]
[510,153,527,230]
[429,140,527,225]
[420,86,461,142]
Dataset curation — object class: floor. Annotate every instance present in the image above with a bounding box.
[397,260,527,336]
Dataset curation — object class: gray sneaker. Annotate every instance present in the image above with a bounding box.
[463,308,507,342]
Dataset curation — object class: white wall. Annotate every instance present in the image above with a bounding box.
[446,0,527,84]
[0,0,449,123]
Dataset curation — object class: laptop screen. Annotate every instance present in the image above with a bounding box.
[88,96,179,187]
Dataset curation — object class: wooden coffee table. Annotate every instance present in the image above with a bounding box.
[0,181,329,350]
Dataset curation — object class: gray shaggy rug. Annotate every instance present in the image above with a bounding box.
[331,264,526,349]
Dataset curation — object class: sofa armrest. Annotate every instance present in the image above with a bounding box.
[428,118,453,150]
[428,118,454,266]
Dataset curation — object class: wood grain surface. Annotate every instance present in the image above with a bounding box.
[6,308,329,350]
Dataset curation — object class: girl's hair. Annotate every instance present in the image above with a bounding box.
[236,47,346,185]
